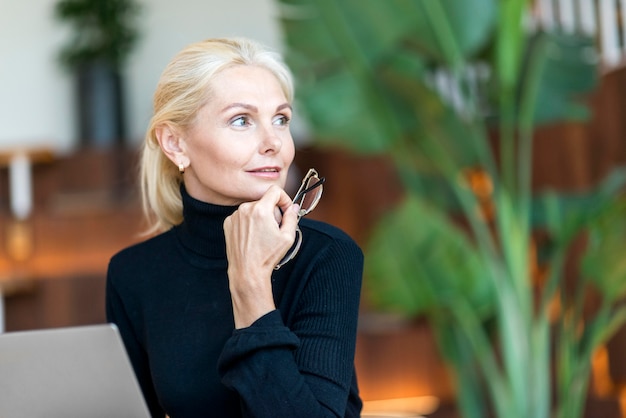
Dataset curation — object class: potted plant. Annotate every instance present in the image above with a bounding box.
[54,0,141,148]
[277,1,626,417]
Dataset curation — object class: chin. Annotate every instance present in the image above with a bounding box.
[252,182,285,201]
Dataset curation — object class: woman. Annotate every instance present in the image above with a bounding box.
[105,37,363,417]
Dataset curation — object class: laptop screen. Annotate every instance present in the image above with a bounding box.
[0,324,150,418]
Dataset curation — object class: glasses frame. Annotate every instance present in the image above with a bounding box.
[274,168,326,270]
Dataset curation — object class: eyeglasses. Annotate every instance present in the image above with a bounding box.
[275,168,326,270]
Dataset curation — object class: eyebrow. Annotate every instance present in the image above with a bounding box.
[221,102,292,113]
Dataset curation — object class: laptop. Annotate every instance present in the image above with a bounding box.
[0,323,151,418]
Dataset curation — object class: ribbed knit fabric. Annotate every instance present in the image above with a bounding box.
[105,186,363,418]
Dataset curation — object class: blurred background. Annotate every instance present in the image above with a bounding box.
[2,0,626,417]
[0,0,289,329]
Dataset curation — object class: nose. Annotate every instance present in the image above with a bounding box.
[259,125,282,154]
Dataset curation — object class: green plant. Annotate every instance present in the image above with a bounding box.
[277,1,626,417]
[54,0,141,69]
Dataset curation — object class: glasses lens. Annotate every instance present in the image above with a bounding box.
[298,175,323,215]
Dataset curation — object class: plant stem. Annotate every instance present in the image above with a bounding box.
[420,0,464,72]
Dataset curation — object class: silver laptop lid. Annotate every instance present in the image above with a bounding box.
[0,324,150,418]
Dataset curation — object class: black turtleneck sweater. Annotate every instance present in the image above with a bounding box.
[105,187,363,418]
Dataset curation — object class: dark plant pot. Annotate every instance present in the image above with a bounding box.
[75,60,126,148]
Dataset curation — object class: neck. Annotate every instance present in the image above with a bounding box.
[175,185,238,260]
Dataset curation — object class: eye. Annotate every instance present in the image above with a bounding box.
[273,114,291,126]
[230,115,252,127]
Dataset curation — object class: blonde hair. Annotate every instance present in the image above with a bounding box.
[140,37,294,234]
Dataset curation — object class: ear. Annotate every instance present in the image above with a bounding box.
[155,123,190,169]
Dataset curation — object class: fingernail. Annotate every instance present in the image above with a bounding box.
[292,203,300,213]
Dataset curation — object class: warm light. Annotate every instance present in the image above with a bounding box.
[591,344,615,397]
[361,396,439,417]
[6,220,33,262]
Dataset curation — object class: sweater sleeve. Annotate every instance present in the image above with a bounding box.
[217,238,363,418]
[106,266,166,418]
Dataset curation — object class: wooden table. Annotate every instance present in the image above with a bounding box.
[0,274,34,333]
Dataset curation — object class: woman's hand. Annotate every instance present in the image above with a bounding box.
[223,185,299,328]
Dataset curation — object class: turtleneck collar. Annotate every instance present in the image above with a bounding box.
[174,184,238,261]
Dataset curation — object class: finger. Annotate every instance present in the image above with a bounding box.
[279,202,300,234]
[262,184,293,213]
[274,205,283,224]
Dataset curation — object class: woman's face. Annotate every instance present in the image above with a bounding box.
[181,65,295,206]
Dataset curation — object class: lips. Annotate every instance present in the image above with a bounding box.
[248,167,280,173]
